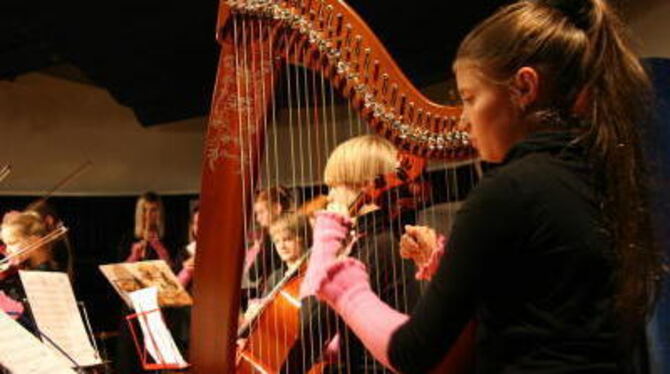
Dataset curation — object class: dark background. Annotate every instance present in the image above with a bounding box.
[0,0,509,126]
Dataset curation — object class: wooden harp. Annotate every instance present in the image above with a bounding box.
[190,0,477,372]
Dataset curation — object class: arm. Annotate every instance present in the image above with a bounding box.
[177,257,195,287]
[0,291,24,319]
[125,241,145,263]
[148,238,173,267]
[311,174,524,373]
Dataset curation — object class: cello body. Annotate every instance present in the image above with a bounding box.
[236,273,303,374]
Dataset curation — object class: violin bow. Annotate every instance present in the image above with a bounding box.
[0,225,69,267]
[0,165,11,184]
[34,160,93,205]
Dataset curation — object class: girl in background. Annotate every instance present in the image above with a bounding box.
[120,191,173,267]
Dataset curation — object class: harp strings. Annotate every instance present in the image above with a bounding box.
[229,4,481,372]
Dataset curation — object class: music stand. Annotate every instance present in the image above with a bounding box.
[125,308,190,371]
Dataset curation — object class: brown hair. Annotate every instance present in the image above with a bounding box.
[456,0,661,335]
[255,186,293,212]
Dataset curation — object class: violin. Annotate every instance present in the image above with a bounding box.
[348,151,429,219]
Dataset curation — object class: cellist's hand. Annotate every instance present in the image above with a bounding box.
[326,185,357,219]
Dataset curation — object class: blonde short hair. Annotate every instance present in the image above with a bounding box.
[323,135,397,187]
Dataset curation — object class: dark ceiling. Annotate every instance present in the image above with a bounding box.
[1,0,507,126]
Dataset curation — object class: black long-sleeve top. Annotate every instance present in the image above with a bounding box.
[284,208,420,373]
[389,131,622,373]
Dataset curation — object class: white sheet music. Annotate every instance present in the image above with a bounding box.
[0,310,76,374]
[128,287,187,367]
[19,271,102,368]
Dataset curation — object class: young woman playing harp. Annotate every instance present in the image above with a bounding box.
[302,0,663,373]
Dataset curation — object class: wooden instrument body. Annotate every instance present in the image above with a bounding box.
[236,274,302,374]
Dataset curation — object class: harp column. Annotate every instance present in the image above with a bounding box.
[190,3,277,372]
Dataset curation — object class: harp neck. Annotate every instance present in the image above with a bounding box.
[220,0,474,160]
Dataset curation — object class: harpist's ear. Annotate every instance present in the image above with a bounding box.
[510,66,540,111]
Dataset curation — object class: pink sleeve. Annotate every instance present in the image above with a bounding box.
[0,291,24,319]
[299,211,352,298]
[125,242,143,262]
[315,259,408,371]
[150,239,173,267]
[177,267,193,287]
[415,234,446,280]
[243,240,262,274]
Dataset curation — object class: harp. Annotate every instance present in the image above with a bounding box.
[190,0,477,372]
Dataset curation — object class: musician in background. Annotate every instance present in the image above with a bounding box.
[1,211,57,273]
[284,135,419,373]
[265,213,312,294]
[177,201,199,288]
[242,186,292,302]
[240,213,312,325]
[25,200,74,281]
[302,0,663,373]
[119,191,173,268]
[115,191,176,373]
[0,211,57,323]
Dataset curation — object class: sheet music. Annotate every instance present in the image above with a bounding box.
[0,310,76,374]
[99,260,192,308]
[19,271,102,367]
[128,287,187,367]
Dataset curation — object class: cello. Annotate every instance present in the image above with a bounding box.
[235,254,327,374]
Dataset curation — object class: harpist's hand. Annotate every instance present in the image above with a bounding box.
[400,225,437,265]
[400,225,446,280]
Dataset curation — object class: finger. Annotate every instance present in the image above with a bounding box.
[400,240,419,259]
[404,225,420,235]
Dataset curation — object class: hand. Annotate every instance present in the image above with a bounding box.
[130,241,147,259]
[400,225,439,267]
[326,185,357,218]
[243,299,263,323]
[143,229,159,243]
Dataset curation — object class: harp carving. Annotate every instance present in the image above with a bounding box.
[190,1,477,373]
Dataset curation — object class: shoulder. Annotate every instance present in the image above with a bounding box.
[476,151,579,203]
